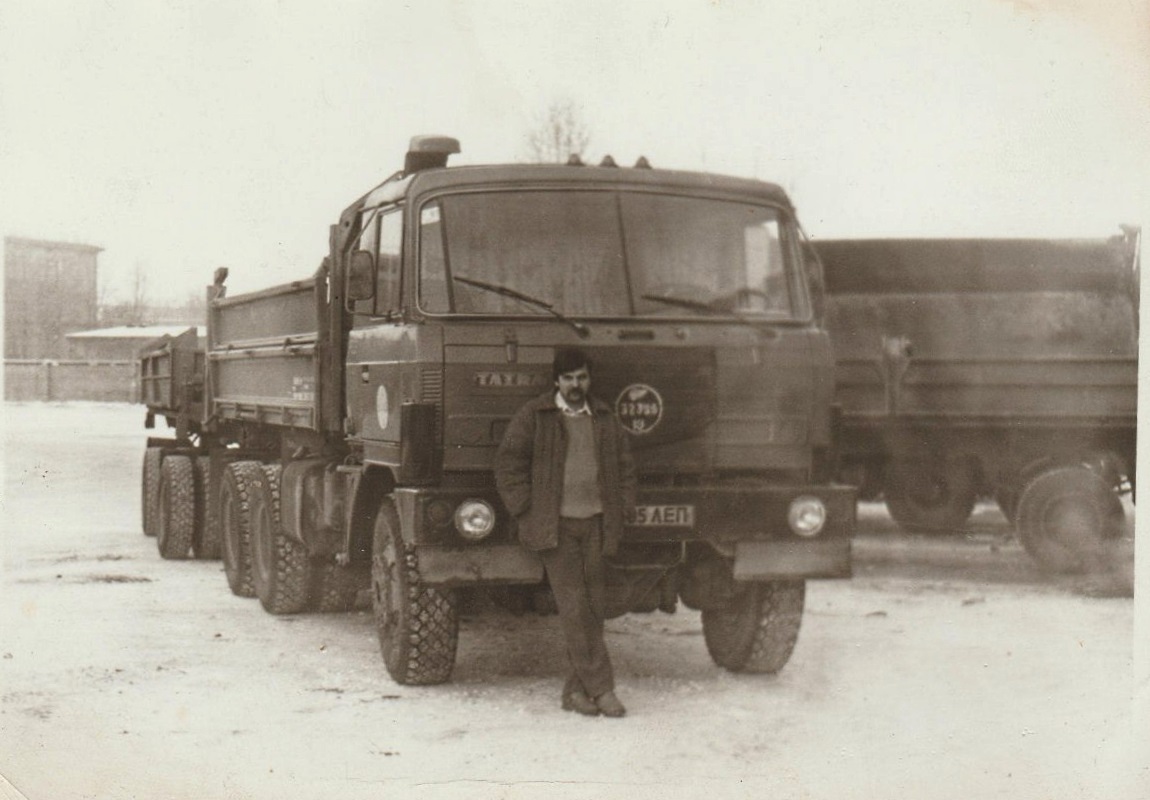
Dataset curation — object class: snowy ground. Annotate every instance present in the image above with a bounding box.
[0,403,1143,799]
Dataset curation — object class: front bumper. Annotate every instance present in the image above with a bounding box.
[397,482,855,584]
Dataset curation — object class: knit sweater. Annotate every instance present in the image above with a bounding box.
[559,413,602,518]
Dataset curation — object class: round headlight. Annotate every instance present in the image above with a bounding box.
[787,496,827,538]
[454,499,496,541]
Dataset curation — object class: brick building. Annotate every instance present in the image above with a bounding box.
[4,236,102,358]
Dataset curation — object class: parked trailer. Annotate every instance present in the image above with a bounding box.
[139,136,856,685]
[817,230,1139,572]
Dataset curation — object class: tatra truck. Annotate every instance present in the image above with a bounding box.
[817,230,1138,572]
[138,136,855,684]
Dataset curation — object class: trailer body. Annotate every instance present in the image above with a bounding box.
[818,232,1139,569]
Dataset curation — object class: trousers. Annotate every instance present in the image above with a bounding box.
[538,515,615,697]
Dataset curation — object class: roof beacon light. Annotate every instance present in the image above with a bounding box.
[405,135,461,174]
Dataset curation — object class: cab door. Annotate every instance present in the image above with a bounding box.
[345,205,408,443]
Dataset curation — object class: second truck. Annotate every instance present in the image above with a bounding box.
[817,231,1138,572]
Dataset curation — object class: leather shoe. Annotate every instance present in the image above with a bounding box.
[594,690,626,718]
[561,677,600,716]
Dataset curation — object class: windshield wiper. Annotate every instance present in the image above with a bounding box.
[453,276,590,338]
[641,292,766,327]
[640,293,717,313]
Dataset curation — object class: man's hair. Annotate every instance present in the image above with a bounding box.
[552,347,592,382]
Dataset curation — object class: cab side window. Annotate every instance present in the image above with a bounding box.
[376,209,403,316]
[353,210,380,317]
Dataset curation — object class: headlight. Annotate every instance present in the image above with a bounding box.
[787,496,826,537]
[454,499,496,541]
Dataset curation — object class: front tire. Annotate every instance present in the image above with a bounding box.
[1016,466,1126,574]
[250,464,312,615]
[884,457,978,534]
[157,455,195,559]
[702,580,805,674]
[371,500,458,685]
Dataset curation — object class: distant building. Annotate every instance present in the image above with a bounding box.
[64,324,202,362]
[4,236,102,358]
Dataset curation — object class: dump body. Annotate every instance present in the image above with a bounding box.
[137,327,204,436]
[207,277,321,429]
[818,232,1138,533]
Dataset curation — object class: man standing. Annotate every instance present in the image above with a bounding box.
[494,348,636,717]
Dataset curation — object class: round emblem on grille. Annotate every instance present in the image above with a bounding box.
[615,384,664,435]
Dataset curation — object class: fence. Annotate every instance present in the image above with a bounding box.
[5,360,137,402]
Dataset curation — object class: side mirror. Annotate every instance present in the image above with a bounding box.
[346,250,375,301]
[800,240,826,324]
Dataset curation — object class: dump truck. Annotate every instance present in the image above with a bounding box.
[817,230,1139,572]
[138,136,855,685]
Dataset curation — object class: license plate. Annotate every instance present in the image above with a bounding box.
[632,505,695,527]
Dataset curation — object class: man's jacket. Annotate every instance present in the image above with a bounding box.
[494,392,637,555]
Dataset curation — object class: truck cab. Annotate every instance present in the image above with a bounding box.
[327,138,854,683]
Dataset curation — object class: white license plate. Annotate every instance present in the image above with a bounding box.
[632,505,695,527]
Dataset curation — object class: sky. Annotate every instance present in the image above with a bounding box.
[2,0,1148,304]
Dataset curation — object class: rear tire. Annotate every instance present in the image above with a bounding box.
[884,457,978,534]
[192,456,221,560]
[702,580,805,674]
[250,464,312,614]
[141,447,162,537]
[1016,466,1126,574]
[220,461,262,598]
[371,500,458,685]
[157,455,195,560]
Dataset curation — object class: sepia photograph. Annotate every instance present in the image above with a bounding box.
[2,2,1147,798]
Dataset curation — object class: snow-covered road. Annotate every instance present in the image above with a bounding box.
[1,403,1140,799]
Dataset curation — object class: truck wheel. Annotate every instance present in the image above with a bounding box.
[884,458,978,534]
[192,457,221,560]
[1016,466,1126,574]
[141,447,162,536]
[702,580,805,674]
[371,500,458,685]
[219,461,263,598]
[250,464,312,615]
[156,455,195,560]
[312,562,370,613]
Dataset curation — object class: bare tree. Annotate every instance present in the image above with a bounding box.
[99,261,151,326]
[524,99,591,164]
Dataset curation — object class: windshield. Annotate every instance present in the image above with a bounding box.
[419,189,804,319]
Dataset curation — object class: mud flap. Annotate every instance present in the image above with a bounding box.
[733,540,851,581]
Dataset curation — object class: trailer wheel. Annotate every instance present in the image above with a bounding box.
[702,580,805,674]
[157,455,196,560]
[250,464,312,615]
[312,562,370,613]
[141,447,163,536]
[219,461,263,598]
[371,500,458,685]
[884,457,978,534]
[192,457,221,560]
[1016,466,1126,574]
